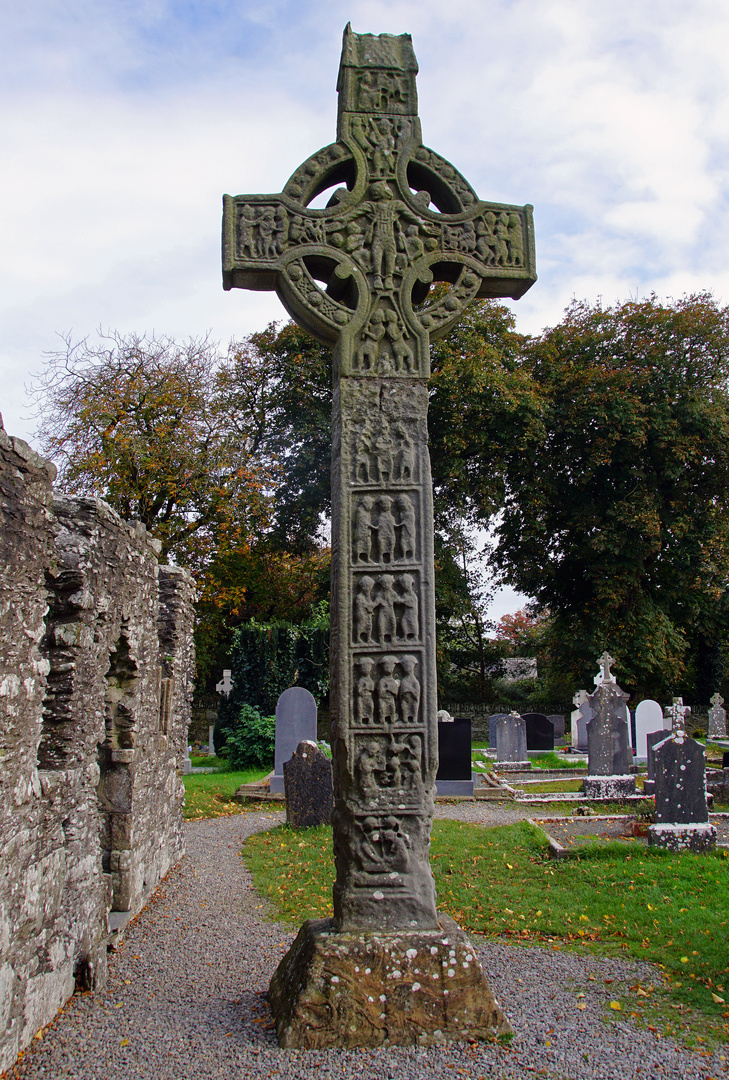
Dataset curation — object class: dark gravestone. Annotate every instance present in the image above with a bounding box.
[723,752,729,770]
[583,682,636,798]
[523,713,554,751]
[283,740,334,828]
[648,733,716,851]
[644,729,667,791]
[489,714,509,748]
[436,717,473,796]
[547,714,565,740]
[495,713,528,767]
[270,687,318,794]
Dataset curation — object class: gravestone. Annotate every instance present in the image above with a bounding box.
[225,24,534,1048]
[642,729,667,795]
[215,668,233,696]
[593,651,617,686]
[634,699,666,761]
[436,716,473,795]
[648,732,716,852]
[547,714,565,740]
[571,690,588,749]
[489,713,510,748]
[495,711,529,770]
[708,693,727,740]
[283,740,335,827]
[523,712,554,751]
[668,696,691,732]
[269,687,318,795]
[583,681,636,798]
[208,724,215,757]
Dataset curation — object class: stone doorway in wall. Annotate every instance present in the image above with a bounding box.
[97,628,137,915]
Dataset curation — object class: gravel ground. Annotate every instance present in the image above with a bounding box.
[9,805,729,1080]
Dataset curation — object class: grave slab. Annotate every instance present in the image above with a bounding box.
[284,740,334,828]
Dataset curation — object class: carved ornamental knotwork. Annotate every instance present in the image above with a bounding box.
[223,24,536,935]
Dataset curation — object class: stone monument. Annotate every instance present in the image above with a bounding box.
[495,711,529,771]
[648,731,716,852]
[583,665,636,799]
[634,698,666,761]
[270,686,318,795]
[223,24,535,1048]
[284,740,335,828]
[708,692,726,740]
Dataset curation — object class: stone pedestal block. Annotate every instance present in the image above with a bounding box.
[495,761,531,772]
[268,915,510,1049]
[583,775,636,799]
[648,823,717,853]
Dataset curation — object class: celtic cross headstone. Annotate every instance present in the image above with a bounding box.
[223,24,536,1048]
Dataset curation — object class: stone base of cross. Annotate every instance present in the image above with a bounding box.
[223,25,535,1047]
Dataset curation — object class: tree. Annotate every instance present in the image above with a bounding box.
[493,294,729,700]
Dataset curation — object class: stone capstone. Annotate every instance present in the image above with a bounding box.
[268,915,511,1049]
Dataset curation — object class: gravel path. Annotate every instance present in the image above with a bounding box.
[10,805,729,1080]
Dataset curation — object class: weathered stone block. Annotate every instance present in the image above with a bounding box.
[648,823,717,852]
[268,915,510,1049]
[583,775,636,799]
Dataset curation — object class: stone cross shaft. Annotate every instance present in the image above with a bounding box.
[223,25,536,932]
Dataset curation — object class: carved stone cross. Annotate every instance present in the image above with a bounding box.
[223,25,535,1047]
[594,650,617,686]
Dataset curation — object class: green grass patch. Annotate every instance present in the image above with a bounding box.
[528,751,581,770]
[243,818,729,1038]
[182,768,268,820]
[518,778,585,793]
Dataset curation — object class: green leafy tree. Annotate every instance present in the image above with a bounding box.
[494,294,729,700]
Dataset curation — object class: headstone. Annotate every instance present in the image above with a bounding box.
[583,681,636,798]
[668,696,691,732]
[571,690,588,748]
[495,712,529,770]
[488,713,510,748]
[648,732,716,852]
[208,724,215,757]
[436,709,453,723]
[547,714,565,740]
[642,728,666,795]
[523,712,554,751]
[634,699,666,761]
[225,24,534,1048]
[283,740,335,828]
[182,744,192,775]
[723,752,729,769]
[708,693,727,740]
[269,687,318,795]
[215,668,233,696]
[436,717,473,796]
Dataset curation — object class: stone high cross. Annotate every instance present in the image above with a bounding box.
[223,26,535,1048]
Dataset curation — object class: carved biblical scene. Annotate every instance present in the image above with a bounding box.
[353,732,423,801]
[351,652,421,727]
[352,417,417,485]
[356,70,413,114]
[353,574,420,645]
[352,304,417,375]
[352,492,417,564]
[353,814,412,878]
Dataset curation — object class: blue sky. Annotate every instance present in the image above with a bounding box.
[3,0,729,620]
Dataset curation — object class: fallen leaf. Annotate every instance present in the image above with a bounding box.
[576,1002,586,1010]
[680,957,689,963]
[120,1038,129,1047]
[609,1001,622,1011]
[506,863,514,870]
[712,993,726,1004]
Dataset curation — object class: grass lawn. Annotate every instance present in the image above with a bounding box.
[517,778,585,793]
[182,766,269,820]
[244,818,729,1042]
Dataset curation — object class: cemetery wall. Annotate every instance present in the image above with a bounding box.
[0,422,194,1073]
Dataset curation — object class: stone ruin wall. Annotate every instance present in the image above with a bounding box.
[0,423,195,1072]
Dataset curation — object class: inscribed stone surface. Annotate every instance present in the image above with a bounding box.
[496,714,527,763]
[270,687,318,795]
[283,740,334,828]
[652,733,708,825]
[585,683,631,776]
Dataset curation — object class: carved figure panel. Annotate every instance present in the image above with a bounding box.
[354,814,412,875]
[355,70,413,114]
[351,653,421,727]
[353,732,423,800]
[352,492,418,565]
[351,417,417,485]
[353,574,420,645]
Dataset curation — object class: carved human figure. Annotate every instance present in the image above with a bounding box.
[354,576,375,643]
[356,816,381,866]
[507,214,523,266]
[354,656,376,724]
[371,117,396,176]
[355,428,373,483]
[353,496,375,562]
[350,181,422,291]
[397,574,419,641]
[394,495,415,560]
[376,655,399,725]
[382,816,410,872]
[357,309,387,371]
[375,575,397,643]
[460,220,477,252]
[494,213,509,265]
[257,207,276,258]
[398,654,420,724]
[238,205,257,258]
[357,740,384,798]
[358,70,379,111]
[389,732,422,790]
[374,427,394,483]
[476,214,497,264]
[384,311,413,372]
[376,496,397,564]
[274,205,289,253]
[393,425,414,482]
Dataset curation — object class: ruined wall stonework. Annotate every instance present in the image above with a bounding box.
[0,422,195,1073]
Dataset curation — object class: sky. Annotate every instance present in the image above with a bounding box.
[2,0,729,622]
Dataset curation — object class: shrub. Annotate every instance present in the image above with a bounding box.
[223,703,275,771]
